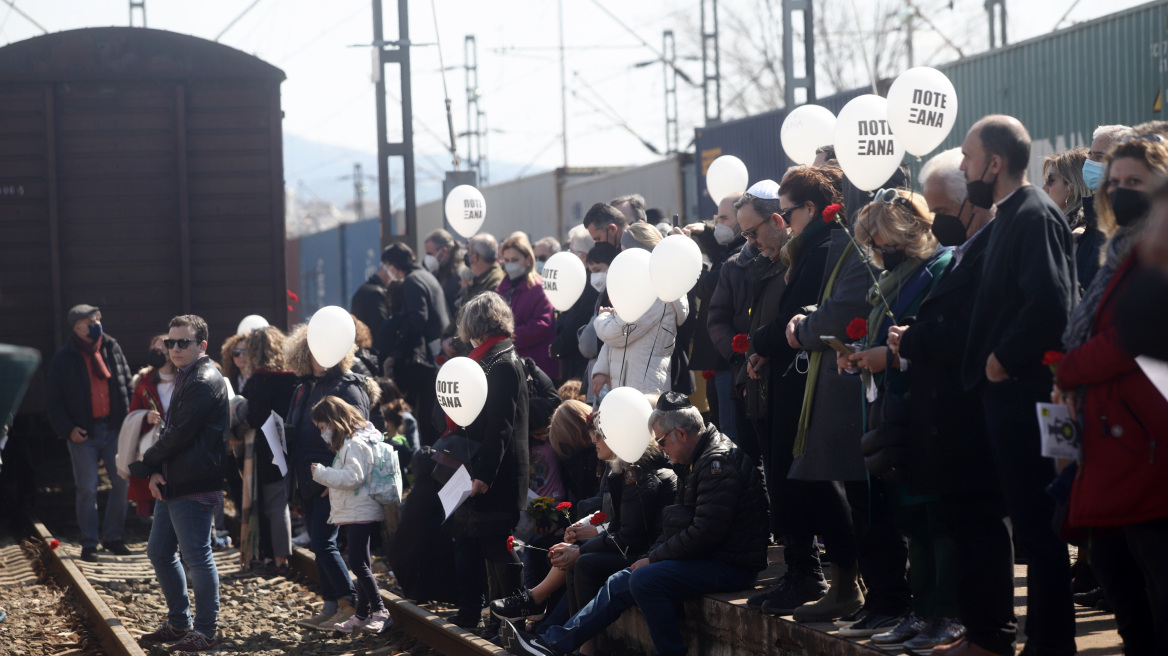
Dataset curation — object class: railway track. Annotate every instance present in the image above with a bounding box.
[11,473,508,656]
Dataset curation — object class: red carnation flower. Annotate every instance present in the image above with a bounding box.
[822,203,843,223]
[556,501,572,512]
[1042,351,1064,367]
[731,334,750,354]
[48,538,59,550]
[845,318,868,341]
[506,536,515,552]
[589,512,608,526]
[701,370,715,380]
[287,305,294,312]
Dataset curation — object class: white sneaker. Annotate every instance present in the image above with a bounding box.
[364,609,392,633]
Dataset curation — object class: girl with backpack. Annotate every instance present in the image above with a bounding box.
[309,396,392,634]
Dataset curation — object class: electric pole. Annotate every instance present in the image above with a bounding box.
[986,0,1007,48]
[371,0,417,250]
[663,30,679,154]
[464,35,487,184]
[782,0,816,107]
[130,0,146,27]
[558,0,569,167]
[700,0,721,124]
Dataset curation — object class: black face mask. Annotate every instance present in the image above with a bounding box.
[966,159,998,210]
[1109,187,1151,227]
[931,198,971,247]
[147,349,167,369]
[880,248,908,271]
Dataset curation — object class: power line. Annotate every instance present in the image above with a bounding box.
[586,0,698,87]
[0,0,46,34]
[215,0,265,42]
[276,4,368,66]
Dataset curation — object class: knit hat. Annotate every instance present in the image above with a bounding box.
[66,304,100,327]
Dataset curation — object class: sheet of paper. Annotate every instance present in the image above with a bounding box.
[438,465,474,521]
[260,411,289,477]
[1136,356,1168,404]
[1035,402,1081,460]
[223,377,236,399]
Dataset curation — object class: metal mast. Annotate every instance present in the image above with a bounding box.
[130,0,146,26]
[663,30,679,154]
[700,0,721,124]
[372,0,417,249]
[782,0,816,107]
[464,35,486,184]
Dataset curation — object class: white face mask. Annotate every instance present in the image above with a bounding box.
[590,271,607,293]
[535,260,546,276]
[320,428,333,445]
[504,262,526,280]
[713,222,737,245]
[423,254,440,273]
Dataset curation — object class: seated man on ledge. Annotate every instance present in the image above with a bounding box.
[504,392,770,656]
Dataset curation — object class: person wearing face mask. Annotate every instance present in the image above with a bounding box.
[424,229,468,323]
[124,334,178,516]
[533,237,561,277]
[845,190,965,652]
[576,244,617,405]
[582,202,628,249]
[1079,125,1134,289]
[350,256,392,339]
[1051,137,1168,656]
[496,235,557,377]
[880,147,1008,656]
[958,115,1077,656]
[46,304,133,562]
[441,233,505,359]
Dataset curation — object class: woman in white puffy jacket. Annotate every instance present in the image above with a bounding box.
[590,223,690,397]
[309,396,391,634]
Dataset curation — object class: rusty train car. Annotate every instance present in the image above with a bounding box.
[0,27,287,424]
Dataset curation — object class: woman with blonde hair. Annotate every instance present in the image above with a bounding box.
[1043,147,1090,230]
[497,234,557,376]
[839,188,960,649]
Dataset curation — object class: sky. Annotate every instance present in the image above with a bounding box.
[0,0,1152,195]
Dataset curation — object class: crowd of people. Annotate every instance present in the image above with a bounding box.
[36,112,1168,656]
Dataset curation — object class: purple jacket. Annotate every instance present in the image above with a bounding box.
[497,275,558,378]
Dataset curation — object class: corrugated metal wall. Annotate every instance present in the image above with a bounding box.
[560,154,691,229]
[693,1,1168,213]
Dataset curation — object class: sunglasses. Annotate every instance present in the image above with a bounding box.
[874,188,911,206]
[652,428,674,447]
[232,349,247,357]
[163,338,196,350]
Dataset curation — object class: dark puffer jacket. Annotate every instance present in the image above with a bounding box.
[46,334,132,439]
[647,425,769,572]
[285,370,371,500]
[580,450,677,562]
[130,356,228,498]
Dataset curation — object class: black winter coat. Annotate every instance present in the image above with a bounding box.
[551,282,600,384]
[242,370,298,486]
[708,247,756,377]
[130,356,228,498]
[376,266,449,371]
[580,450,677,562]
[898,225,998,496]
[560,447,602,521]
[1075,196,1106,291]
[46,334,132,439]
[963,186,1077,390]
[351,275,389,337]
[647,425,769,572]
[284,369,371,499]
[742,257,788,424]
[689,234,745,371]
[465,340,530,537]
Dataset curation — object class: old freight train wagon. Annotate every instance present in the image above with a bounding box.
[0,28,287,420]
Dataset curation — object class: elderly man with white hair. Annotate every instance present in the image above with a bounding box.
[1078,124,1133,287]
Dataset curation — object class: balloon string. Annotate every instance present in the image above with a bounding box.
[640,304,670,389]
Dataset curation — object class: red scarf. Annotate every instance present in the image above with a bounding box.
[442,335,508,435]
[75,334,112,380]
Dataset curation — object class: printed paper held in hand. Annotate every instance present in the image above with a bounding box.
[260,411,289,476]
[1035,402,1081,460]
[439,465,474,520]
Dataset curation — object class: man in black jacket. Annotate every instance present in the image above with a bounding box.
[957,115,1077,656]
[350,263,390,338]
[45,304,132,561]
[132,315,228,653]
[376,243,449,445]
[504,392,768,656]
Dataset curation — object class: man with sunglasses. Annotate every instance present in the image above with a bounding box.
[46,304,133,562]
[131,314,229,653]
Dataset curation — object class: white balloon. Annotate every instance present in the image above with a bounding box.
[606,248,657,323]
[541,251,587,312]
[886,67,959,157]
[435,357,489,427]
[649,234,702,303]
[236,314,269,336]
[833,95,906,192]
[444,184,486,238]
[781,104,837,166]
[306,306,355,369]
[705,155,749,202]
[597,387,654,463]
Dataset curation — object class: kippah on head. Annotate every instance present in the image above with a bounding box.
[746,179,780,200]
[656,391,693,412]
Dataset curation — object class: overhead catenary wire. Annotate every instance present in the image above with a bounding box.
[215,0,265,42]
[586,0,698,87]
[429,0,461,170]
[0,0,46,34]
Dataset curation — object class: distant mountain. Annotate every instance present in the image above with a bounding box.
[283,132,543,214]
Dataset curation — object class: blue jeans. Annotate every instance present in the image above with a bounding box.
[304,494,355,606]
[66,422,128,548]
[542,559,757,656]
[714,371,738,442]
[147,497,220,637]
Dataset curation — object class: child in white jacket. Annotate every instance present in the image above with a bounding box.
[310,396,391,634]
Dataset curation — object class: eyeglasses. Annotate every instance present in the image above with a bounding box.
[163,338,195,350]
[232,349,246,357]
[652,428,674,447]
[874,188,911,206]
